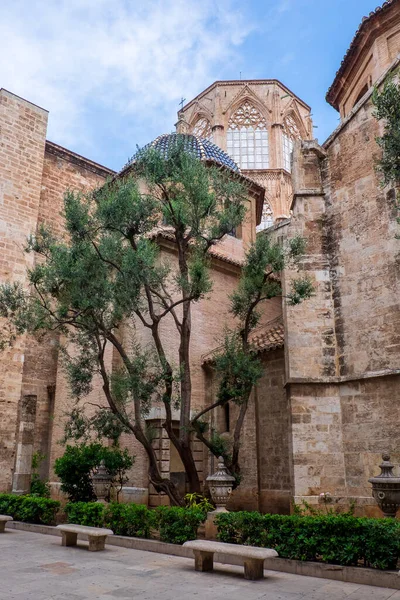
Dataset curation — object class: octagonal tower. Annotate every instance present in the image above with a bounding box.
[176,80,313,228]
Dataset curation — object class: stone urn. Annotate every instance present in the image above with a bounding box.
[206,456,235,512]
[369,453,400,518]
[92,460,112,504]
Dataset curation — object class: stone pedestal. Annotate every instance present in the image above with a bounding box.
[204,508,226,540]
[12,395,37,495]
[119,487,149,505]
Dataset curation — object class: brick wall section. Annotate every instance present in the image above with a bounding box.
[255,348,291,514]
[0,89,112,491]
[0,89,48,491]
[26,146,112,481]
[37,152,111,483]
[48,340,114,482]
[39,144,113,235]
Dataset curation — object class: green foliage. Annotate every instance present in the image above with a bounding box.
[216,233,312,408]
[104,503,157,538]
[373,76,400,187]
[102,446,135,500]
[54,443,102,502]
[0,494,59,525]
[215,511,400,570]
[372,75,400,236]
[30,474,51,498]
[63,406,130,446]
[30,452,50,498]
[230,234,284,327]
[54,443,135,502]
[0,138,311,503]
[287,276,314,306]
[156,506,206,544]
[184,492,214,513]
[62,501,204,543]
[288,235,308,259]
[292,496,356,517]
[214,333,262,405]
[0,139,254,504]
[203,232,312,481]
[65,501,105,527]
[208,430,230,460]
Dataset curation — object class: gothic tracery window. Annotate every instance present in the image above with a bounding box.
[257,201,274,232]
[192,117,213,141]
[282,114,301,172]
[227,101,269,170]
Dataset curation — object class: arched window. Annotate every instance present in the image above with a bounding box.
[191,117,213,141]
[227,101,269,170]
[257,200,274,232]
[282,114,300,172]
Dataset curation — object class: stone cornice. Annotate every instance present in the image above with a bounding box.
[45,141,115,178]
[323,55,400,149]
[179,80,311,116]
[326,0,399,109]
[285,368,400,387]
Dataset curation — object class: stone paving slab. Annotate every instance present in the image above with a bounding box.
[1,529,400,600]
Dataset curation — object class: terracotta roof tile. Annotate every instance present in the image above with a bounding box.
[202,317,284,365]
[149,227,246,267]
[249,317,284,352]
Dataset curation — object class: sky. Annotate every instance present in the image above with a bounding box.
[0,0,384,171]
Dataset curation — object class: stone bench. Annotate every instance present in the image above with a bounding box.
[183,540,278,580]
[56,524,113,552]
[0,515,13,533]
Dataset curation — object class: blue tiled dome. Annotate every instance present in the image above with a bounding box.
[127,133,240,173]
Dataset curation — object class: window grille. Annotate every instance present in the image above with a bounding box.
[192,117,213,141]
[227,101,269,169]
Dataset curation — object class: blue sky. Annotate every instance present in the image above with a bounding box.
[1,0,382,171]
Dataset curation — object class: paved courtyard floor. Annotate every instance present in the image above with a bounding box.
[1,529,400,600]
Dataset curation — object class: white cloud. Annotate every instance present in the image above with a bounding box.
[0,0,252,165]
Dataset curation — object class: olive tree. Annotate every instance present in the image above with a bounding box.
[0,141,311,504]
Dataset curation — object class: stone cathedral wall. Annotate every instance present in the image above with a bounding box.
[0,89,48,491]
[285,71,400,513]
[0,89,111,491]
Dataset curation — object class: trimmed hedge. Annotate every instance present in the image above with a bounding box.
[215,511,400,570]
[64,502,206,544]
[157,506,205,545]
[105,503,157,539]
[0,494,60,525]
[65,502,105,528]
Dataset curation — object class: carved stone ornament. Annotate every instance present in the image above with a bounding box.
[92,460,112,504]
[368,453,400,518]
[206,456,235,512]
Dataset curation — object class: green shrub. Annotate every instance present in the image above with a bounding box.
[54,443,135,503]
[30,452,50,498]
[104,503,157,538]
[215,511,400,570]
[54,443,103,502]
[0,494,59,525]
[0,493,23,517]
[156,506,205,545]
[30,474,51,498]
[65,502,105,527]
